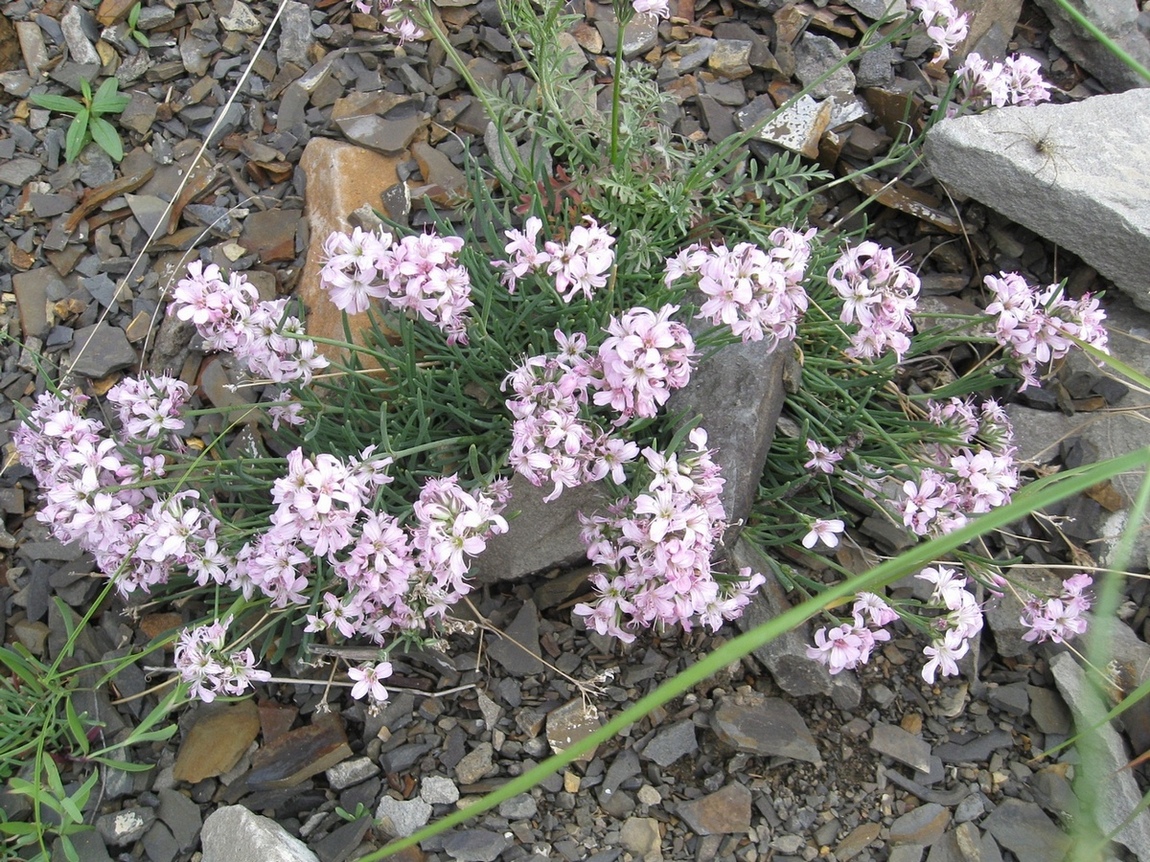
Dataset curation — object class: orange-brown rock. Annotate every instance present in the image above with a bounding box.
[173,699,260,784]
[298,138,404,364]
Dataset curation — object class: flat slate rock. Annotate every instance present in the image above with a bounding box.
[676,782,752,835]
[870,724,932,773]
[711,691,822,764]
[201,806,318,862]
[981,798,1069,861]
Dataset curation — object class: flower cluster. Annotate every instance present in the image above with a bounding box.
[13,386,228,596]
[505,331,639,501]
[916,564,985,684]
[319,227,473,345]
[497,216,616,302]
[595,304,695,422]
[574,429,764,639]
[174,617,270,703]
[173,262,328,385]
[898,397,1019,537]
[909,0,969,62]
[664,227,814,347]
[807,592,897,674]
[827,241,920,362]
[505,305,693,498]
[958,53,1052,110]
[632,0,670,18]
[984,272,1109,390]
[351,0,424,44]
[1020,574,1093,644]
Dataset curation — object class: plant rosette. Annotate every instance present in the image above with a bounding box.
[29,78,131,164]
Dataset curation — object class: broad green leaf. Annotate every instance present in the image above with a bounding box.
[80,78,92,103]
[41,754,64,796]
[28,93,84,115]
[88,116,123,161]
[132,30,150,48]
[62,835,81,862]
[91,79,130,114]
[65,112,89,163]
[128,2,140,27]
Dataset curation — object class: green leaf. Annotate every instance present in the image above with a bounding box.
[80,78,92,103]
[0,821,40,836]
[92,79,129,114]
[59,796,84,824]
[65,699,89,756]
[88,116,124,161]
[132,30,151,48]
[28,93,85,114]
[89,757,152,773]
[128,2,140,27]
[62,835,81,862]
[0,646,47,693]
[65,112,90,163]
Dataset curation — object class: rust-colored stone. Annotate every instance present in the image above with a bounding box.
[173,699,261,784]
[298,138,404,361]
[245,712,352,790]
[96,0,138,26]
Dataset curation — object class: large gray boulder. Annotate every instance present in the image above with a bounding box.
[924,91,1150,310]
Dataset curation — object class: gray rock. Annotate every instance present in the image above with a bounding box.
[924,91,1150,310]
[441,829,513,862]
[201,806,318,862]
[675,38,716,73]
[676,782,752,835]
[0,157,42,187]
[731,538,862,708]
[870,724,931,773]
[119,93,157,135]
[1030,689,1071,735]
[889,803,950,846]
[668,337,790,530]
[711,691,822,764]
[142,822,179,862]
[983,566,1064,657]
[470,475,607,583]
[156,788,201,851]
[454,742,495,785]
[61,5,100,66]
[987,681,1029,716]
[420,775,460,805]
[1051,651,1150,860]
[313,816,371,862]
[68,323,138,379]
[594,13,659,60]
[795,33,856,98]
[325,756,378,790]
[602,748,641,798]
[487,599,545,675]
[95,806,156,847]
[1034,0,1150,92]
[374,795,432,838]
[336,114,428,155]
[981,799,1069,861]
[641,719,697,767]
[933,728,1013,764]
[497,793,537,820]
[277,2,314,68]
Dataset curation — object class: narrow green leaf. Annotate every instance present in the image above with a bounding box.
[60,796,84,824]
[132,30,150,48]
[0,646,47,693]
[128,2,140,27]
[65,113,89,163]
[0,821,40,836]
[80,78,92,103]
[62,836,81,862]
[28,93,84,114]
[90,757,152,773]
[88,116,124,161]
[65,699,89,756]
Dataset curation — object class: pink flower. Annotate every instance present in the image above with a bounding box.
[921,630,969,684]
[632,0,669,16]
[802,518,844,549]
[804,439,843,474]
[807,622,867,674]
[348,661,394,703]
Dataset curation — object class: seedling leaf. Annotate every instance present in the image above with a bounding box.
[28,93,84,115]
[89,116,124,161]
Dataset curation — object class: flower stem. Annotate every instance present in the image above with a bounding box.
[609,10,629,167]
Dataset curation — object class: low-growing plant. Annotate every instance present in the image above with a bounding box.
[6,0,1146,855]
[126,3,151,49]
[29,78,131,163]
